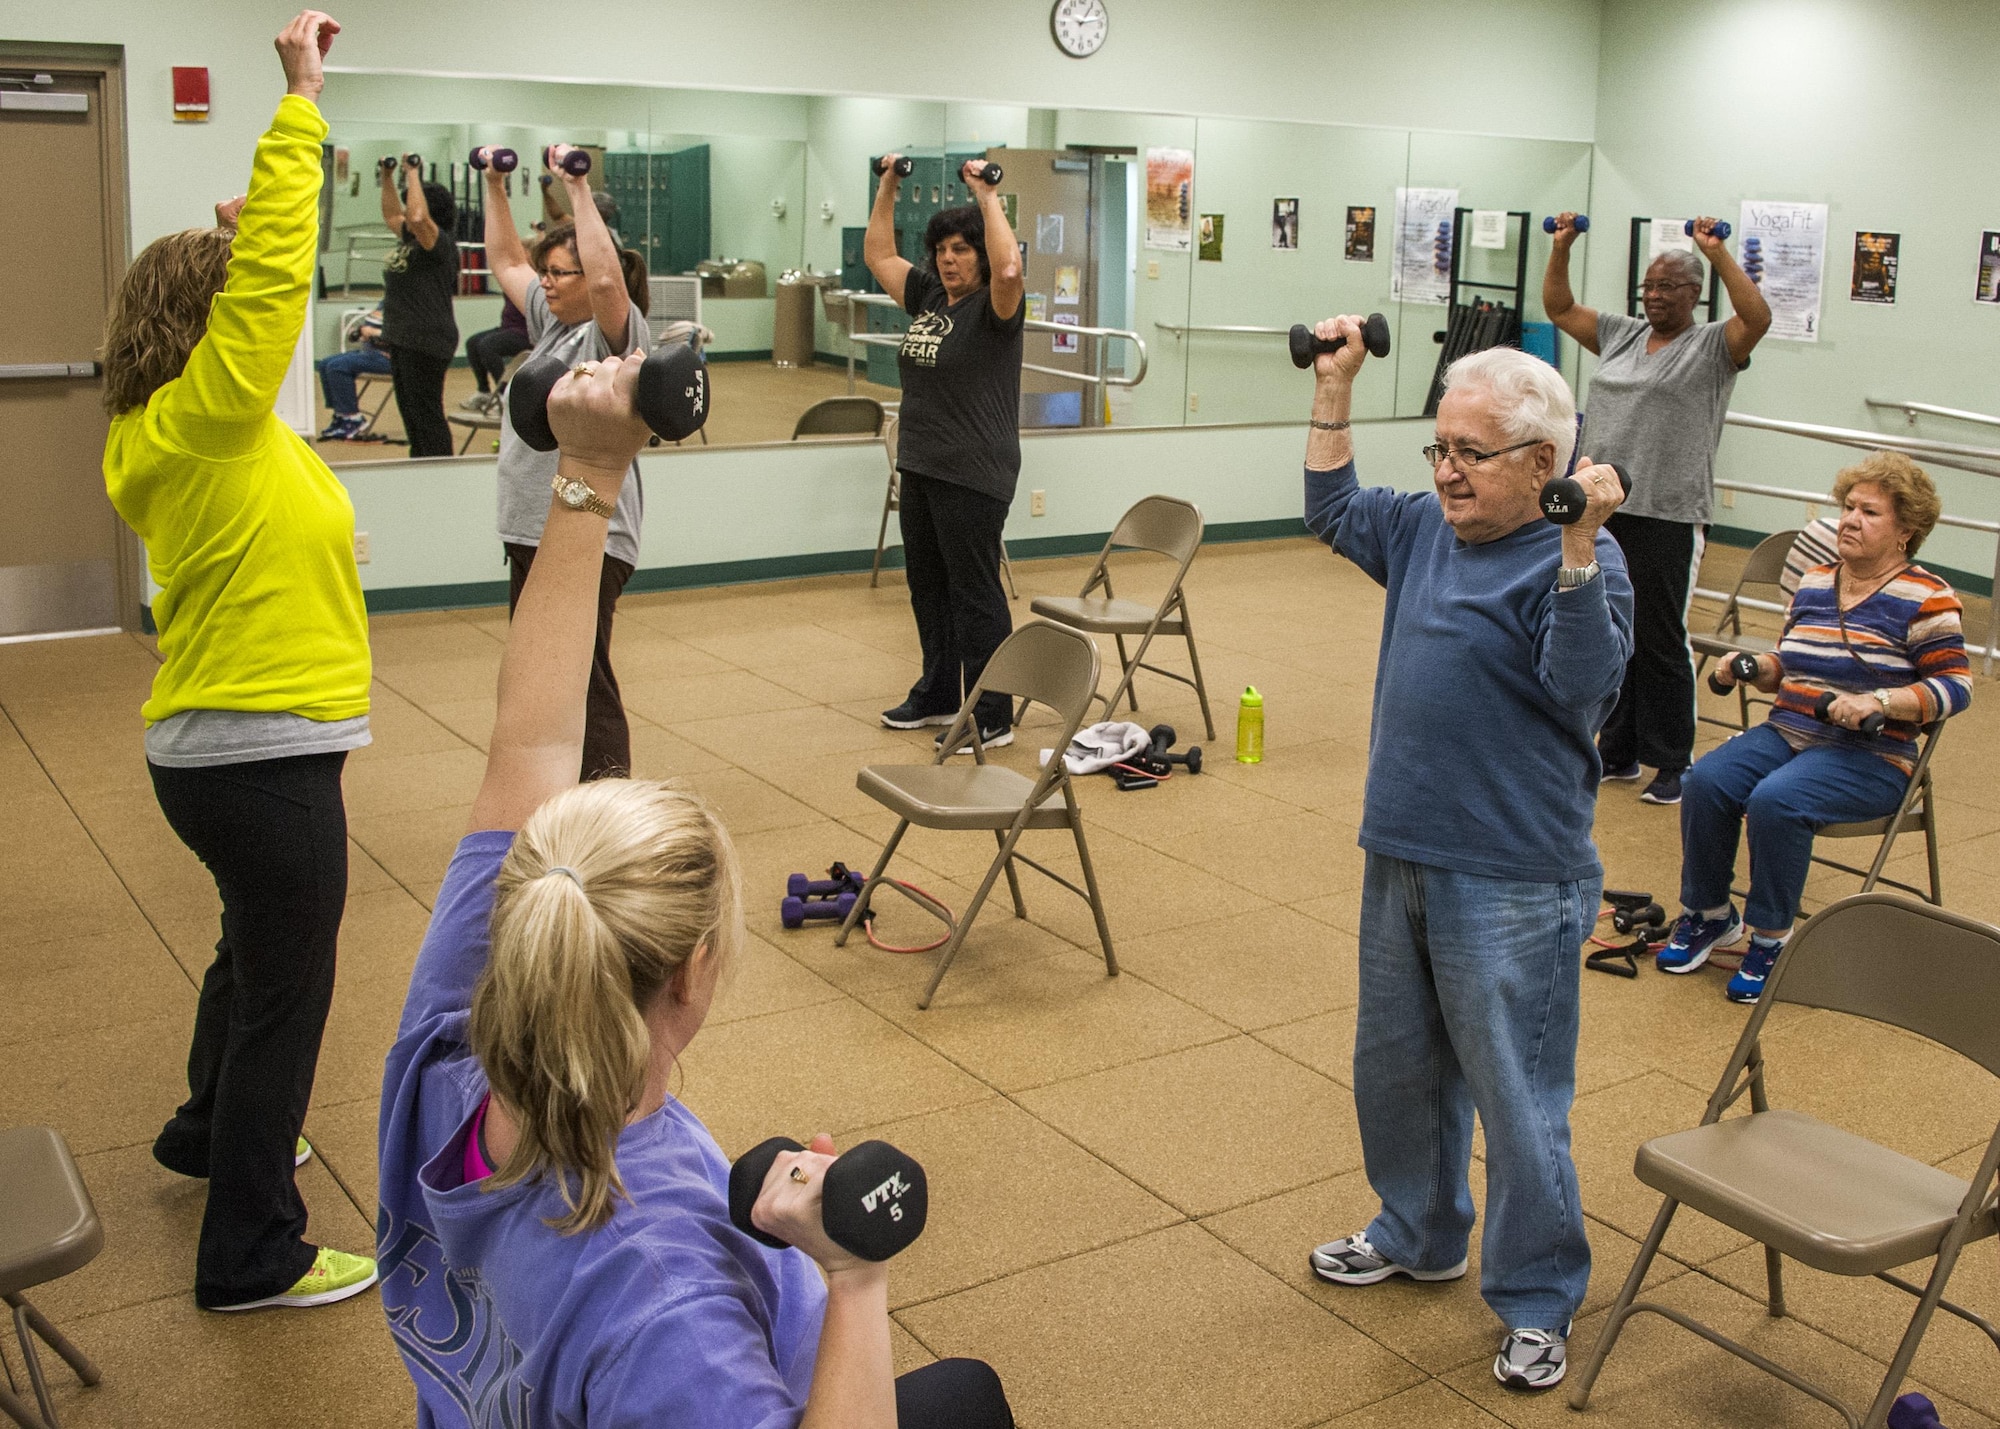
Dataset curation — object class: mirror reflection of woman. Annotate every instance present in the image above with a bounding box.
[479,143,652,780]
[376,152,460,457]
[865,157,1025,751]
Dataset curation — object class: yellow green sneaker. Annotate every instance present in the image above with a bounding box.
[295,1136,312,1168]
[210,1248,378,1312]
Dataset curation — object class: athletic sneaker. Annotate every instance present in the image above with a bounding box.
[1309,1232,1467,1286]
[458,392,500,414]
[1640,770,1684,805]
[936,720,1014,754]
[1494,1324,1569,1391]
[295,1136,312,1168]
[208,1247,378,1312]
[1655,905,1743,973]
[881,700,958,730]
[1726,937,1785,1003]
[1600,761,1643,782]
[318,413,367,442]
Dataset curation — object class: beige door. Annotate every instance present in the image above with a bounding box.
[0,55,134,638]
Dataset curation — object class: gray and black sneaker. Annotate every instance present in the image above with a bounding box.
[1494,1324,1568,1391]
[1309,1232,1467,1287]
[881,700,958,730]
[935,720,1014,753]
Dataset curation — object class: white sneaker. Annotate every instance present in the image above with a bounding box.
[1494,1323,1568,1391]
[1309,1231,1467,1286]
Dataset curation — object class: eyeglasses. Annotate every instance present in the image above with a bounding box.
[542,265,585,280]
[1421,438,1540,470]
[1638,280,1699,295]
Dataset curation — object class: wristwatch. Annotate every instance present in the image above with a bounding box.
[551,473,616,519]
[1556,559,1601,590]
[1872,688,1894,717]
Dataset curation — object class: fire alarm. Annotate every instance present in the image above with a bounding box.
[172,67,210,123]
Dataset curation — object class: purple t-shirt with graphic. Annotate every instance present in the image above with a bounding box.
[377,831,828,1428]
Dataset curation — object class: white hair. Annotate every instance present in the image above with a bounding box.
[1652,248,1706,288]
[1442,346,1577,475]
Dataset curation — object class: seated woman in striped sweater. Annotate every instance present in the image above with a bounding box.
[1657,451,1971,1002]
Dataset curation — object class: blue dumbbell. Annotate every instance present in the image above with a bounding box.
[1542,214,1590,234]
[787,866,866,900]
[781,891,857,930]
[1684,218,1732,240]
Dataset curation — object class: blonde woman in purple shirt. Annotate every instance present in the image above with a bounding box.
[376,354,1011,1429]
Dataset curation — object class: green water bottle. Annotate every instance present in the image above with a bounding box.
[1235,686,1264,764]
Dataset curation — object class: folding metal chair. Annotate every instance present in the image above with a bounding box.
[1026,495,1214,740]
[0,1127,103,1429]
[1692,528,1801,732]
[792,396,885,439]
[1811,721,1947,906]
[870,408,1016,598]
[1570,893,2000,1429]
[836,620,1116,1009]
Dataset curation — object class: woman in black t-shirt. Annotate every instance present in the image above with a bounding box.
[865,157,1026,751]
[377,155,459,457]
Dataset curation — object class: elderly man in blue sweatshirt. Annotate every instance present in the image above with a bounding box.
[1299,318,1633,1394]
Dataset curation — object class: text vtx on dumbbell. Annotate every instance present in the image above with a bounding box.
[862,1171,915,1219]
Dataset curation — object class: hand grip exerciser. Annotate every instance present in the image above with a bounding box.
[1542,214,1590,234]
[1706,652,1760,696]
[469,146,519,173]
[1815,690,1886,738]
[507,345,711,451]
[728,1137,928,1262]
[1540,462,1631,525]
[1289,313,1393,369]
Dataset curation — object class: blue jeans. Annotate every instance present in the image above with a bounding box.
[315,346,392,416]
[1680,722,1910,932]
[1353,852,1594,1329]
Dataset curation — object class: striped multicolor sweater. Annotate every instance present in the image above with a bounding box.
[1770,563,1972,773]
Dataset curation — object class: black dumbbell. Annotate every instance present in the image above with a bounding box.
[961,159,1004,186]
[1289,313,1393,369]
[1612,901,1666,936]
[1814,690,1885,737]
[544,144,592,177]
[1706,652,1761,696]
[1540,462,1631,525]
[377,155,398,177]
[470,146,518,174]
[872,155,915,178]
[507,345,711,451]
[1146,724,1202,775]
[1542,214,1590,234]
[1685,219,1732,240]
[728,1137,928,1262]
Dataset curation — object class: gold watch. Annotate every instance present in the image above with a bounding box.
[551,473,616,519]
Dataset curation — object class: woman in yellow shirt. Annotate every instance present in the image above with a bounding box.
[100,9,377,1313]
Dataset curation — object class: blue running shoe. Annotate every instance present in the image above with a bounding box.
[1655,906,1743,974]
[1726,937,1784,1003]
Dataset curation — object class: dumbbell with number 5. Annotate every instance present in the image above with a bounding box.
[1707,652,1761,695]
[728,1137,928,1262]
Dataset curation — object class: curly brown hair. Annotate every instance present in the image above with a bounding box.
[529,221,650,316]
[101,228,235,415]
[1832,450,1942,556]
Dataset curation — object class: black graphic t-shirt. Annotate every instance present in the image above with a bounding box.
[896,266,1025,504]
[379,227,460,362]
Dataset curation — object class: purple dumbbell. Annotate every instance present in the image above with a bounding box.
[470,146,519,174]
[544,144,592,177]
[788,867,866,900]
[781,891,857,930]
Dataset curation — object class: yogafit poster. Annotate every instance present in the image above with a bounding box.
[1344,206,1375,262]
[1392,187,1457,305]
[1144,147,1193,252]
[1738,200,1828,341]
[1850,231,1899,305]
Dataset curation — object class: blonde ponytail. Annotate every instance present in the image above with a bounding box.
[470,780,742,1233]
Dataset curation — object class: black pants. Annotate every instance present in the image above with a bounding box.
[898,471,1014,728]
[466,327,531,393]
[896,1358,1013,1429]
[388,347,454,458]
[148,752,349,1308]
[1599,511,1704,773]
[506,542,635,780]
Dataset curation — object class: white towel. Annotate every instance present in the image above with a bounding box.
[1060,721,1152,775]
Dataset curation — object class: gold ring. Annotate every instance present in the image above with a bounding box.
[789,1165,810,1185]
[571,362,598,379]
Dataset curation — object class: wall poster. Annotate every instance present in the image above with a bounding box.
[1739,200,1828,341]
[1344,206,1375,262]
[1849,231,1899,305]
[1051,312,1079,353]
[1197,214,1224,262]
[1144,147,1193,252]
[1975,232,2000,304]
[1271,198,1298,250]
[1392,187,1457,305]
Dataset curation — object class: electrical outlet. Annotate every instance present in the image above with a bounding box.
[1721,488,1736,508]
[1188,392,1199,412]
[1146,259,1160,280]
[354,532,371,564]
[1030,489,1047,517]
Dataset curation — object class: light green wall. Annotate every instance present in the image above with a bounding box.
[1590,0,1999,589]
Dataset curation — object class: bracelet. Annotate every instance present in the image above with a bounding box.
[1310,419,1350,432]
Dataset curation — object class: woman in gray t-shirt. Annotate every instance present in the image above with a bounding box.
[478,144,653,779]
